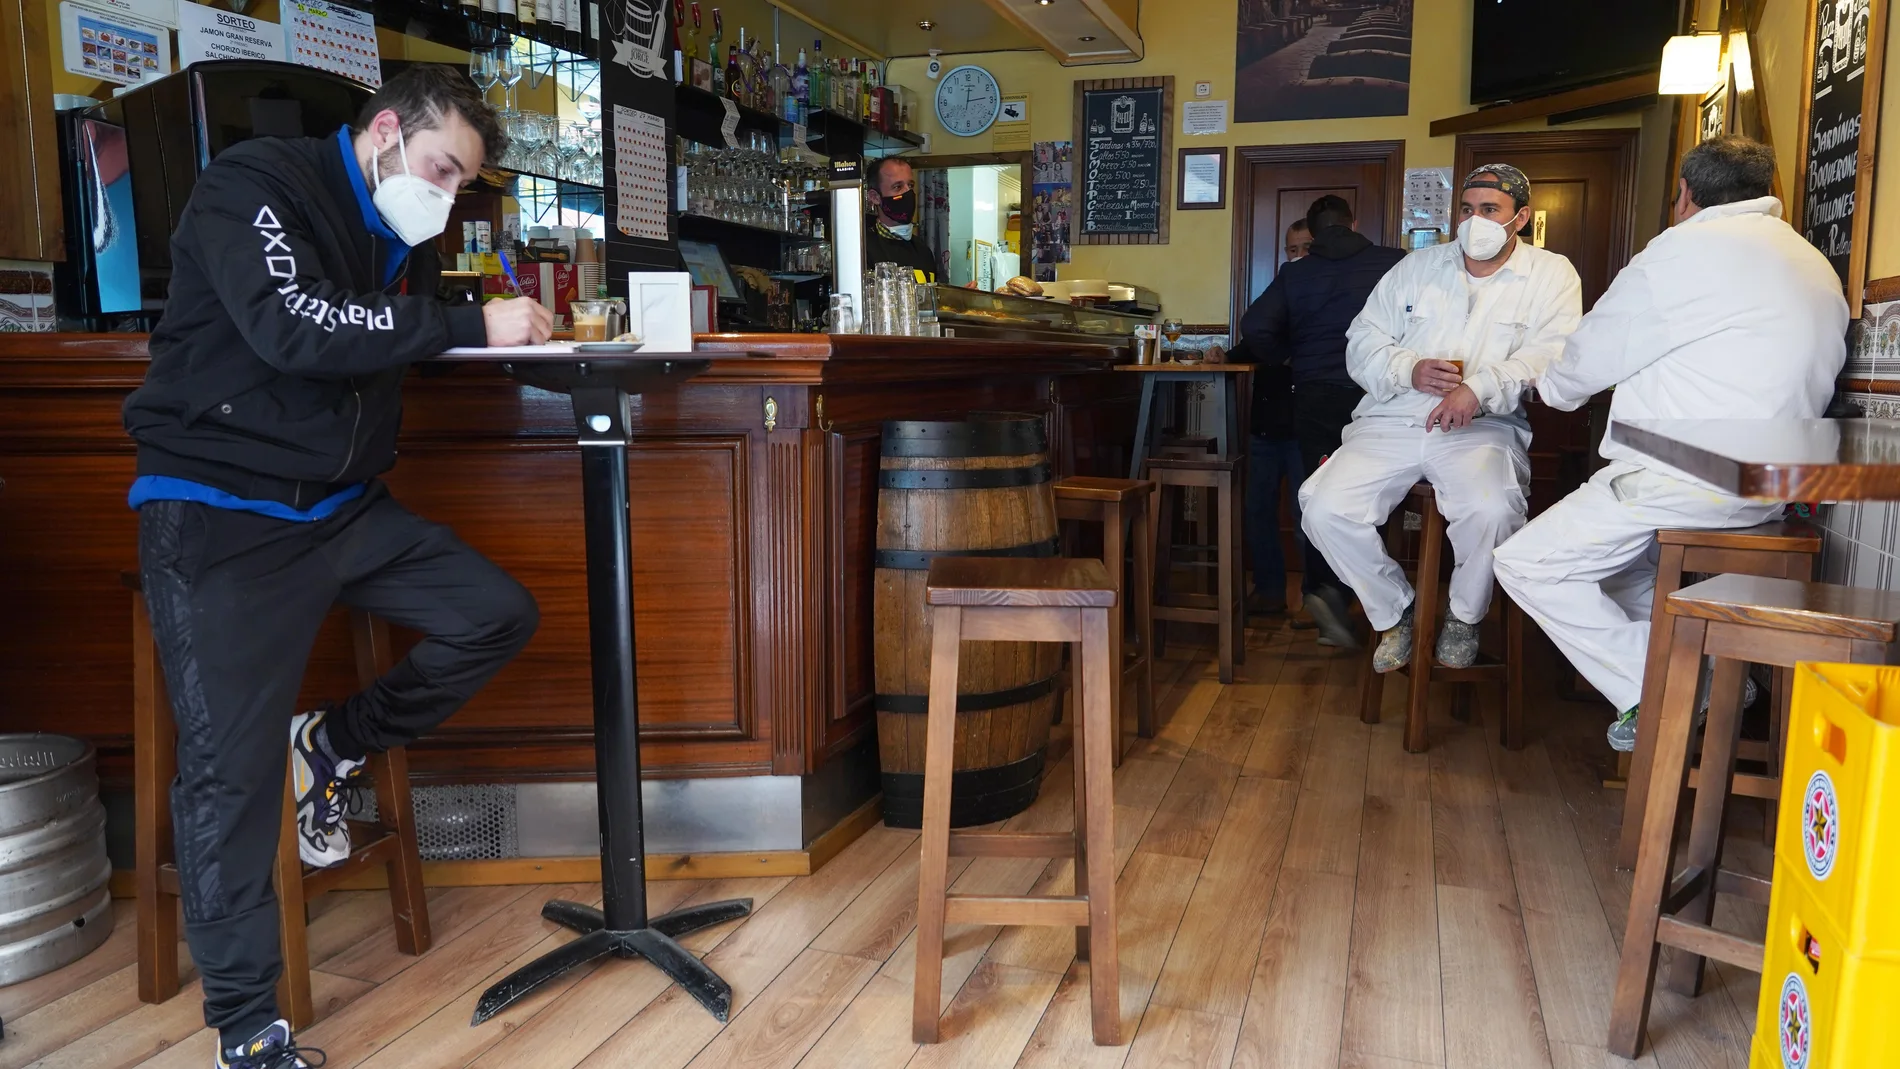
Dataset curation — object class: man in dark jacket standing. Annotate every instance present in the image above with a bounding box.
[1238,194,1407,648]
[122,65,550,1069]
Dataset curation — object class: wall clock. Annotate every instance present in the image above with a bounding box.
[935,64,1002,137]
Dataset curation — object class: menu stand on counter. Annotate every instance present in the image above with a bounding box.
[440,348,761,1026]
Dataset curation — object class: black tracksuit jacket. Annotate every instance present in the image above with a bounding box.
[122,134,487,509]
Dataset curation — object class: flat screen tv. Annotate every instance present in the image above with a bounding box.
[1471,0,1679,105]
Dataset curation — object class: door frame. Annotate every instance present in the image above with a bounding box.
[1453,130,1641,283]
[1228,140,1406,330]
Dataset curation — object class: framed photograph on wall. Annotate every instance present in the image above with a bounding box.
[1177,147,1227,210]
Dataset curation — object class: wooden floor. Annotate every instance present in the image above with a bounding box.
[0,621,1774,1069]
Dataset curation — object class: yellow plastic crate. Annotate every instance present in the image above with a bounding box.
[1750,663,1900,1069]
[1751,858,1899,1069]
[1773,664,1900,951]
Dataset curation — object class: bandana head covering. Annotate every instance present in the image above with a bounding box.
[1463,163,1531,210]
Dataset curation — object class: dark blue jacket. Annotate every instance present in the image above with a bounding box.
[1240,226,1408,393]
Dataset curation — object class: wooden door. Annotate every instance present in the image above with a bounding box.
[1455,130,1639,513]
[1455,130,1639,310]
[1230,141,1405,325]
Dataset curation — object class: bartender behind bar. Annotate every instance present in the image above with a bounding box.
[121,65,550,1069]
[862,157,940,281]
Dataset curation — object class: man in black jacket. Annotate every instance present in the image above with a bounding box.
[861,157,940,281]
[1239,194,1407,648]
[122,65,550,1069]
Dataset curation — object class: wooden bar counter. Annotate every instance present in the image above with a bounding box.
[0,331,1136,866]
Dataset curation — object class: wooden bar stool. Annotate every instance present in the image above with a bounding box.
[1607,573,1900,1059]
[128,574,431,1029]
[1614,520,1822,869]
[1147,455,1245,683]
[1055,476,1157,748]
[914,557,1120,1046]
[1359,483,1526,753]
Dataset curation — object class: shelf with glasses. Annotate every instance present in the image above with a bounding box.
[679,213,823,242]
[478,166,603,194]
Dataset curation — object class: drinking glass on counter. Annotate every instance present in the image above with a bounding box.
[570,298,624,342]
[826,292,857,334]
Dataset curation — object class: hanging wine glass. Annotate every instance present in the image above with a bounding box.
[469,49,499,106]
[497,47,524,115]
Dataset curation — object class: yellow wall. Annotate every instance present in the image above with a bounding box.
[888,0,1644,322]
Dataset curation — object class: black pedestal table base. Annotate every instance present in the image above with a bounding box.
[470,898,754,1023]
[451,352,757,1026]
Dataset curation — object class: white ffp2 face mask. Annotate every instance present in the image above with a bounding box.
[370,129,455,247]
[1457,215,1512,260]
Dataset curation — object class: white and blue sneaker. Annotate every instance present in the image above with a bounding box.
[216,1019,324,1068]
[290,709,365,868]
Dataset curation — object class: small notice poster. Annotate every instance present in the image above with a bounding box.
[59,2,170,87]
[1181,100,1227,135]
[178,2,284,66]
[282,0,381,88]
[613,104,669,241]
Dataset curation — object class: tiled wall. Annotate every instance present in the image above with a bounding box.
[0,260,56,332]
[1823,295,1900,590]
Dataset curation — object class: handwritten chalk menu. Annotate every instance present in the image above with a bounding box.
[1073,77,1173,245]
[1795,0,1887,309]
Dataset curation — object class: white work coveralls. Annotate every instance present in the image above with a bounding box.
[1299,239,1583,631]
[1492,196,1848,713]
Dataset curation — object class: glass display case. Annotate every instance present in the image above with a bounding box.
[935,287,1153,339]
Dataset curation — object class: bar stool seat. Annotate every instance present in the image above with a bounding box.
[1359,483,1525,752]
[1147,455,1245,683]
[914,557,1121,1046]
[1607,573,1900,1058]
[128,572,430,1029]
[1616,519,1822,868]
[1055,476,1158,750]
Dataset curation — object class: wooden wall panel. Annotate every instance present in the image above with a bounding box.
[0,0,63,262]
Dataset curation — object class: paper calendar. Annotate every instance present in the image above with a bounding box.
[612,105,669,242]
[282,0,380,88]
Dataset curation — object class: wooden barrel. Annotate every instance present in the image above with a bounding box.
[874,414,1063,828]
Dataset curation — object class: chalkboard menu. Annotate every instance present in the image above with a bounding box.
[1073,77,1173,245]
[1795,0,1888,310]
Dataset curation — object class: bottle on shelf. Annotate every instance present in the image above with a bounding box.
[519,0,537,44]
[685,1,702,82]
[809,40,825,113]
[708,8,724,95]
[792,48,809,115]
[479,0,498,31]
[749,34,771,114]
[497,0,517,37]
[773,53,796,123]
[725,42,742,105]
[459,0,482,39]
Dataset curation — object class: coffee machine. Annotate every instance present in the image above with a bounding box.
[54,60,373,328]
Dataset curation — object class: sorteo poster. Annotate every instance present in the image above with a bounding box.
[1030,140,1072,282]
[1234,0,1412,122]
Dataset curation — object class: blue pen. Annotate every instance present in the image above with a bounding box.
[497,250,524,296]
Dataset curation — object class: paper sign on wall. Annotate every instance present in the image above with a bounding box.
[992,93,1030,148]
[59,2,171,87]
[74,0,175,29]
[177,2,284,65]
[1181,100,1227,135]
[282,0,380,87]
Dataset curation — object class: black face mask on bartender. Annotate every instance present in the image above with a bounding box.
[879,187,918,225]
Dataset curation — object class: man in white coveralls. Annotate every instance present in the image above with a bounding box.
[1493,135,1847,752]
[1299,164,1582,672]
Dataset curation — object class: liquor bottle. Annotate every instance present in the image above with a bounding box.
[479,0,498,31]
[586,0,599,58]
[670,0,685,81]
[519,0,537,44]
[725,44,742,105]
[750,35,771,113]
[497,0,517,37]
[708,9,724,94]
[733,27,749,105]
[792,47,809,113]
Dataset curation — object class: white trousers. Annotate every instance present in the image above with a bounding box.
[1492,462,1782,714]
[1298,416,1530,632]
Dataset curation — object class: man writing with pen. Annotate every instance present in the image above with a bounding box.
[121,65,549,1069]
